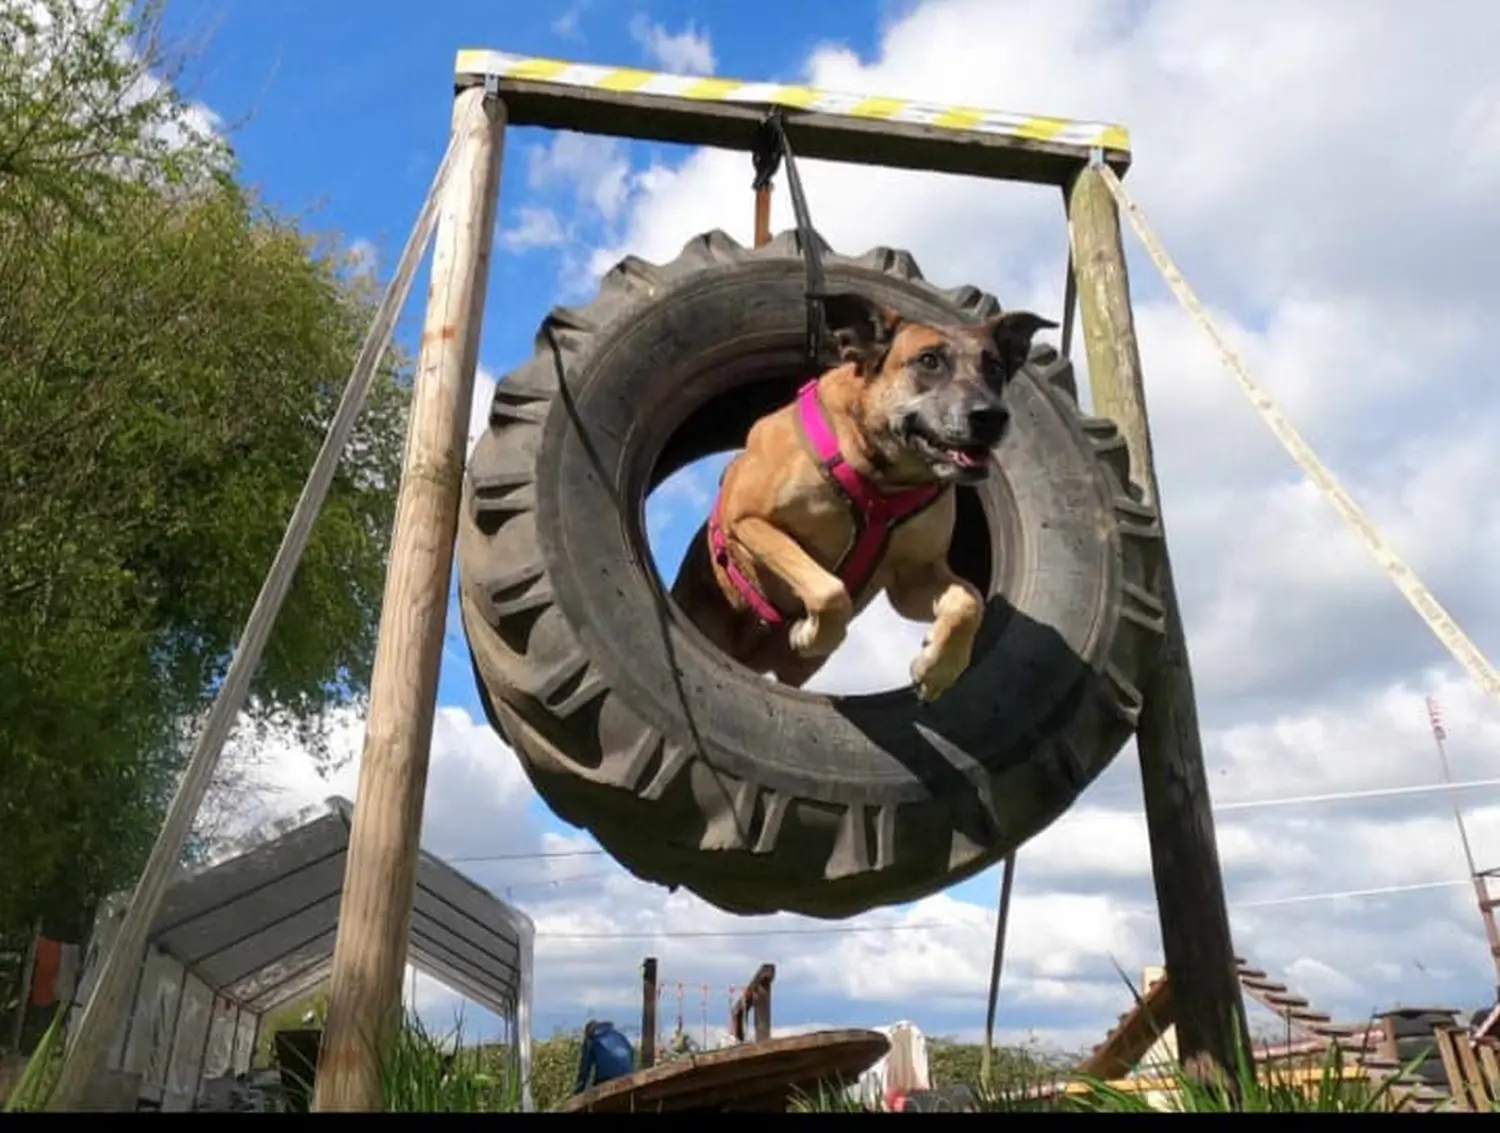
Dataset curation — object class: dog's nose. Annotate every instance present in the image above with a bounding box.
[966,403,1009,438]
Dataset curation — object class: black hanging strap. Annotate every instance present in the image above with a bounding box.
[752,108,829,368]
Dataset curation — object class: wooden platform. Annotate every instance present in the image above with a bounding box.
[556,1029,890,1113]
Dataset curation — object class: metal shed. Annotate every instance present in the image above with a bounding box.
[69,796,534,1111]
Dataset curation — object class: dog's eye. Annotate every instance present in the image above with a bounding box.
[916,350,944,371]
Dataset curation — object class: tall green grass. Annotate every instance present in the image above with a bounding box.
[793,981,1451,1116]
[2,1003,66,1112]
[373,1008,524,1113]
[1060,1039,1421,1114]
[795,1041,1432,1114]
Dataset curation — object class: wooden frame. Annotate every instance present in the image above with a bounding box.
[452,50,1131,187]
[312,85,507,1111]
[306,48,1244,1109]
[46,47,1236,1113]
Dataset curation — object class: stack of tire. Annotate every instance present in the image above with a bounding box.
[1378,1007,1466,1087]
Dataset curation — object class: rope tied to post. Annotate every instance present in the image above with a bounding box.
[751,107,832,370]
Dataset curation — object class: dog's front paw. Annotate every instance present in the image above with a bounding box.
[910,636,971,702]
[789,614,846,658]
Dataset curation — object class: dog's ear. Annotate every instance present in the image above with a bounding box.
[986,310,1059,372]
[820,291,902,372]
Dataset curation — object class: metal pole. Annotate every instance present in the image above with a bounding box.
[190,993,217,1106]
[157,966,189,1102]
[980,853,1016,1089]
[226,1002,241,1077]
[1426,696,1500,998]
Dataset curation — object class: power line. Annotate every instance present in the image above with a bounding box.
[1215,777,1500,813]
[532,878,1480,942]
[1231,878,1471,910]
[538,922,956,941]
[443,849,605,863]
[437,777,1500,866]
[502,871,611,894]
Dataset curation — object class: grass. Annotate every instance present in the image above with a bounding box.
[367,1005,1494,1114]
[2,1003,66,1112]
[793,1041,1432,1114]
[10,998,1486,1113]
[372,1009,524,1113]
[1059,1041,1418,1114]
[789,970,1464,1117]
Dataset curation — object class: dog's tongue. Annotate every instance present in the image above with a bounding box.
[948,447,988,469]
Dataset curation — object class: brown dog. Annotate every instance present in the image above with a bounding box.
[671,292,1057,701]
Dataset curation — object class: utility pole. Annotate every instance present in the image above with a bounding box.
[1425,696,1500,1000]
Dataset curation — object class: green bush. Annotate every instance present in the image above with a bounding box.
[526,1028,584,1112]
[927,1037,1076,1093]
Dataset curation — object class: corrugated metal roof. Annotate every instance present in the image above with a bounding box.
[146,796,533,1020]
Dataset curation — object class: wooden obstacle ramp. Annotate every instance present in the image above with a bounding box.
[556,1028,889,1113]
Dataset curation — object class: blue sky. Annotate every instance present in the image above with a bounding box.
[169,3,890,840]
[170,0,1019,903]
[167,0,1500,1058]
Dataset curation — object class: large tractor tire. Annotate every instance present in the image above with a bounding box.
[456,229,1165,919]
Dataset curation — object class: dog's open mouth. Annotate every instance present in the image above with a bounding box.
[903,422,994,478]
[944,445,991,469]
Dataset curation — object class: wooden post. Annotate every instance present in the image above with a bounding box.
[728,964,773,1044]
[753,969,773,1043]
[753,187,772,248]
[311,83,506,1112]
[1066,161,1250,1082]
[729,989,743,1044]
[640,958,658,1069]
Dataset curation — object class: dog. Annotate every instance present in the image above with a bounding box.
[670,291,1057,701]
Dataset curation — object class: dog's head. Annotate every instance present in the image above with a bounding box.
[820,291,1058,485]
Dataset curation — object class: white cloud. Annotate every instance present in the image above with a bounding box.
[468,365,497,456]
[235,681,1500,1053]
[551,2,591,41]
[345,237,378,278]
[627,15,716,75]
[235,0,1500,1063]
[498,205,569,252]
[526,132,632,225]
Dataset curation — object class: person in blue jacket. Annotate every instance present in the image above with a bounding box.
[574,1019,636,1094]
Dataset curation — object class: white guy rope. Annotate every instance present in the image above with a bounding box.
[1095,162,1500,707]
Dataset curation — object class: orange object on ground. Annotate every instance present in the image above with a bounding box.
[29,936,61,1006]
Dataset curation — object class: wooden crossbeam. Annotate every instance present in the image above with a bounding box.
[453,50,1131,187]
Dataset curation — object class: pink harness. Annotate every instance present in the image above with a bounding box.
[707,379,944,627]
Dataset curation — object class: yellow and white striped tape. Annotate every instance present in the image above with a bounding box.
[454,49,1130,154]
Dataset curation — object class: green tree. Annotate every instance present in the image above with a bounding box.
[926,1036,1079,1092]
[0,0,409,972]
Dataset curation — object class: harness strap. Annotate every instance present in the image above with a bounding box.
[708,380,944,627]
